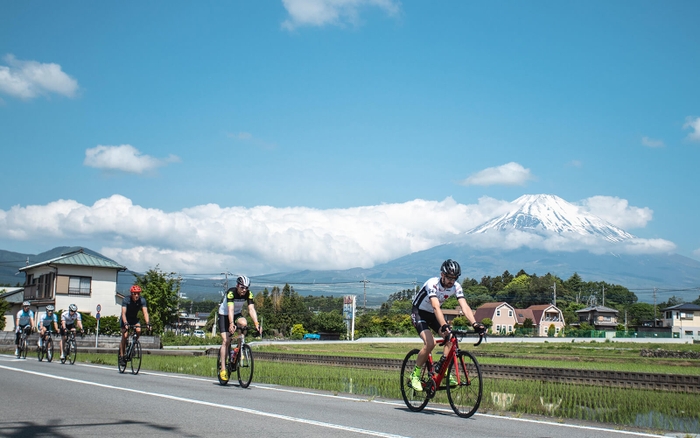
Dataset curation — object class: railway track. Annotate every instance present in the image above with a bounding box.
[253,352,700,393]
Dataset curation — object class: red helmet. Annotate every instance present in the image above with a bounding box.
[130,285,142,293]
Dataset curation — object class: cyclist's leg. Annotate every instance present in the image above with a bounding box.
[411,308,438,368]
[59,326,67,357]
[133,323,142,340]
[218,313,230,375]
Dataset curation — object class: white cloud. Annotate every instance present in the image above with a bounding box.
[281,0,400,30]
[460,162,534,186]
[684,116,700,142]
[641,136,665,148]
[0,194,673,275]
[0,54,78,99]
[84,145,180,174]
[578,196,653,229]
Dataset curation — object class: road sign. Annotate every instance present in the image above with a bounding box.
[96,304,102,313]
[96,312,101,320]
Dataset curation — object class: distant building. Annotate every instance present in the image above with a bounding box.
[515,304,565,336]
[575,305,619,331]
[475,302,517,335]
[5,248,128,329]
[662,303,700,340]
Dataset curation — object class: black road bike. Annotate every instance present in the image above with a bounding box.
[60,329,80,365]
[37,330,55,362]
[119,326,147,375]
[217,326,254,388]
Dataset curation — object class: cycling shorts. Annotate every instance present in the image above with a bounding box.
[60,324,75,336]
[218,313,243,333]
[411,307,442,335]
[120,319,141,329]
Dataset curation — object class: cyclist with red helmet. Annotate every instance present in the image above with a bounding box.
[409,259,485,391]
[119,285,150,366]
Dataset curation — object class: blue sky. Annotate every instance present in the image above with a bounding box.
[1,1,699,277]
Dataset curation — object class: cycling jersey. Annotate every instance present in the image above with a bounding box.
[61,310,82,325]
[16,309,34,326]
[412,277,464,313]
[122,295,147,324]
[39,312,58,328]
[218,287,254,316]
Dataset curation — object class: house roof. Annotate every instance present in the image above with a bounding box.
[19,249,127,272]
[662,303,700,312]
[576,305,619,314]
[515,308,535,324]
[474,302,514,322]
[0,287,25,303]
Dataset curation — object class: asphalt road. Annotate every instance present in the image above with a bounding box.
[0,353,666,438]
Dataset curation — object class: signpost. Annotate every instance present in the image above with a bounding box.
[95,304,102,348]
[343,295,356,341]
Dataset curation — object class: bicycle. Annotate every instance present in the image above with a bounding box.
[16,327,31,359]
[37,330,55,362]
[400,329,484,418]
[60,329,80,365]
[119,325,148,375]
[217,325,255,388]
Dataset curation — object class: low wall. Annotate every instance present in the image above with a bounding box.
[0,331,161,349]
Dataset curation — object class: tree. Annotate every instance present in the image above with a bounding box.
[135,266,181,334]
[310,310,346,334]
[0,296,10,330]
[522,318,534,329]
[627,302,656,326]
[97,315,120,335]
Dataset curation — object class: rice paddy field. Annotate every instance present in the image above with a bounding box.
[72,339,700,435]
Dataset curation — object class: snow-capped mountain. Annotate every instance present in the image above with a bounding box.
[466,194,635,242]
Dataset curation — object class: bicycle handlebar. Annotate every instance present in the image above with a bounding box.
[442,329,485,347]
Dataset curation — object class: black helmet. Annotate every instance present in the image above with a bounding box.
[440,259,461,278]
[236,275,250,288]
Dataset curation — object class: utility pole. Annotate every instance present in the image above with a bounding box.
[551,283,557,306]
[653,288,657,321]
[602,284,605,307]
[360,279,370,311]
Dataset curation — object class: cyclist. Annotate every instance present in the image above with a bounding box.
[60,304,84,361]
[217,275,261,381]
[409,259,486,391]
[119,285,151,366]
[14,301,35,357]
[37,305,59,349]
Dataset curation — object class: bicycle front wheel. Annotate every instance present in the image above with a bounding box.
[131,340,142,374]
[37,338,45,362]
[447,350,483,418]
[237,344,254,388]
[20,336,28,359]
[67,340,77,365]
[400,349,430,412]
[46,338,53,363]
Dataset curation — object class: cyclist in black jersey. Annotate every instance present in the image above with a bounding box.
[409,259,485,391]
[119,285,151,366]
[218,275,260,381]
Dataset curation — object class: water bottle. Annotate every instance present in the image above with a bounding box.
[230,347,238,362]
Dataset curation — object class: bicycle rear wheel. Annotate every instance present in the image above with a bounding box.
[131,339,142,374]
[67,340,77,365]
[400,349,430,412]
[237,344,254,388]
[216,346,230,385]
[447,350,483,418]
[46,337,53,362]
[20,336,28,359]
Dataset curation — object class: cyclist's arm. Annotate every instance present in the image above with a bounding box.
[457,297,478,326]
[121,305,129,326]
[76,317,83,331]
[247,303,260,331]
[141,306,150,326]
[227,303,235,330]
[430,296,449,331]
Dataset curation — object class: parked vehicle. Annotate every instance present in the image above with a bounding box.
[303,333,321,340]
[193,329,206,338]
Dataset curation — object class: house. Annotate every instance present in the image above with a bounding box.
[575,305,619,330]
[516,304,565,337]
[1,287,25,330]
[474,302,517,335]
[11,248,127,328]
[661,303,700,340]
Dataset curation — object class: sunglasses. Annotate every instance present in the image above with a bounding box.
[443,275,458,281]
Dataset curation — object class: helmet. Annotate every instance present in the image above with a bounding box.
[440,259,461,278]
[46,305,55,312]
[236,275,250,288]
[130,285,142,293]
[69,304,78,312]
[22,301,30,307]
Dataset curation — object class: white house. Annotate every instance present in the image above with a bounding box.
[662,303,700,340]
[13,248,127,326]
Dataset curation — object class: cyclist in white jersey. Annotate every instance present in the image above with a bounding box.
[217,275,260,381]
[37,305,59,349]
[60,304,84,361]
[14,301,35,357]
[409,259,485,391]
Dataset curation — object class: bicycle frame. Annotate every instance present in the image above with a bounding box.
[429,330,484,389]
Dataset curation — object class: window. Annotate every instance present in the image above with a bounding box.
[508,325,512,332]
[496,325,501,332]
[68,276,91,295]
[685,330,693,336]
[508,310,513,317]
[496,310,501,317]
